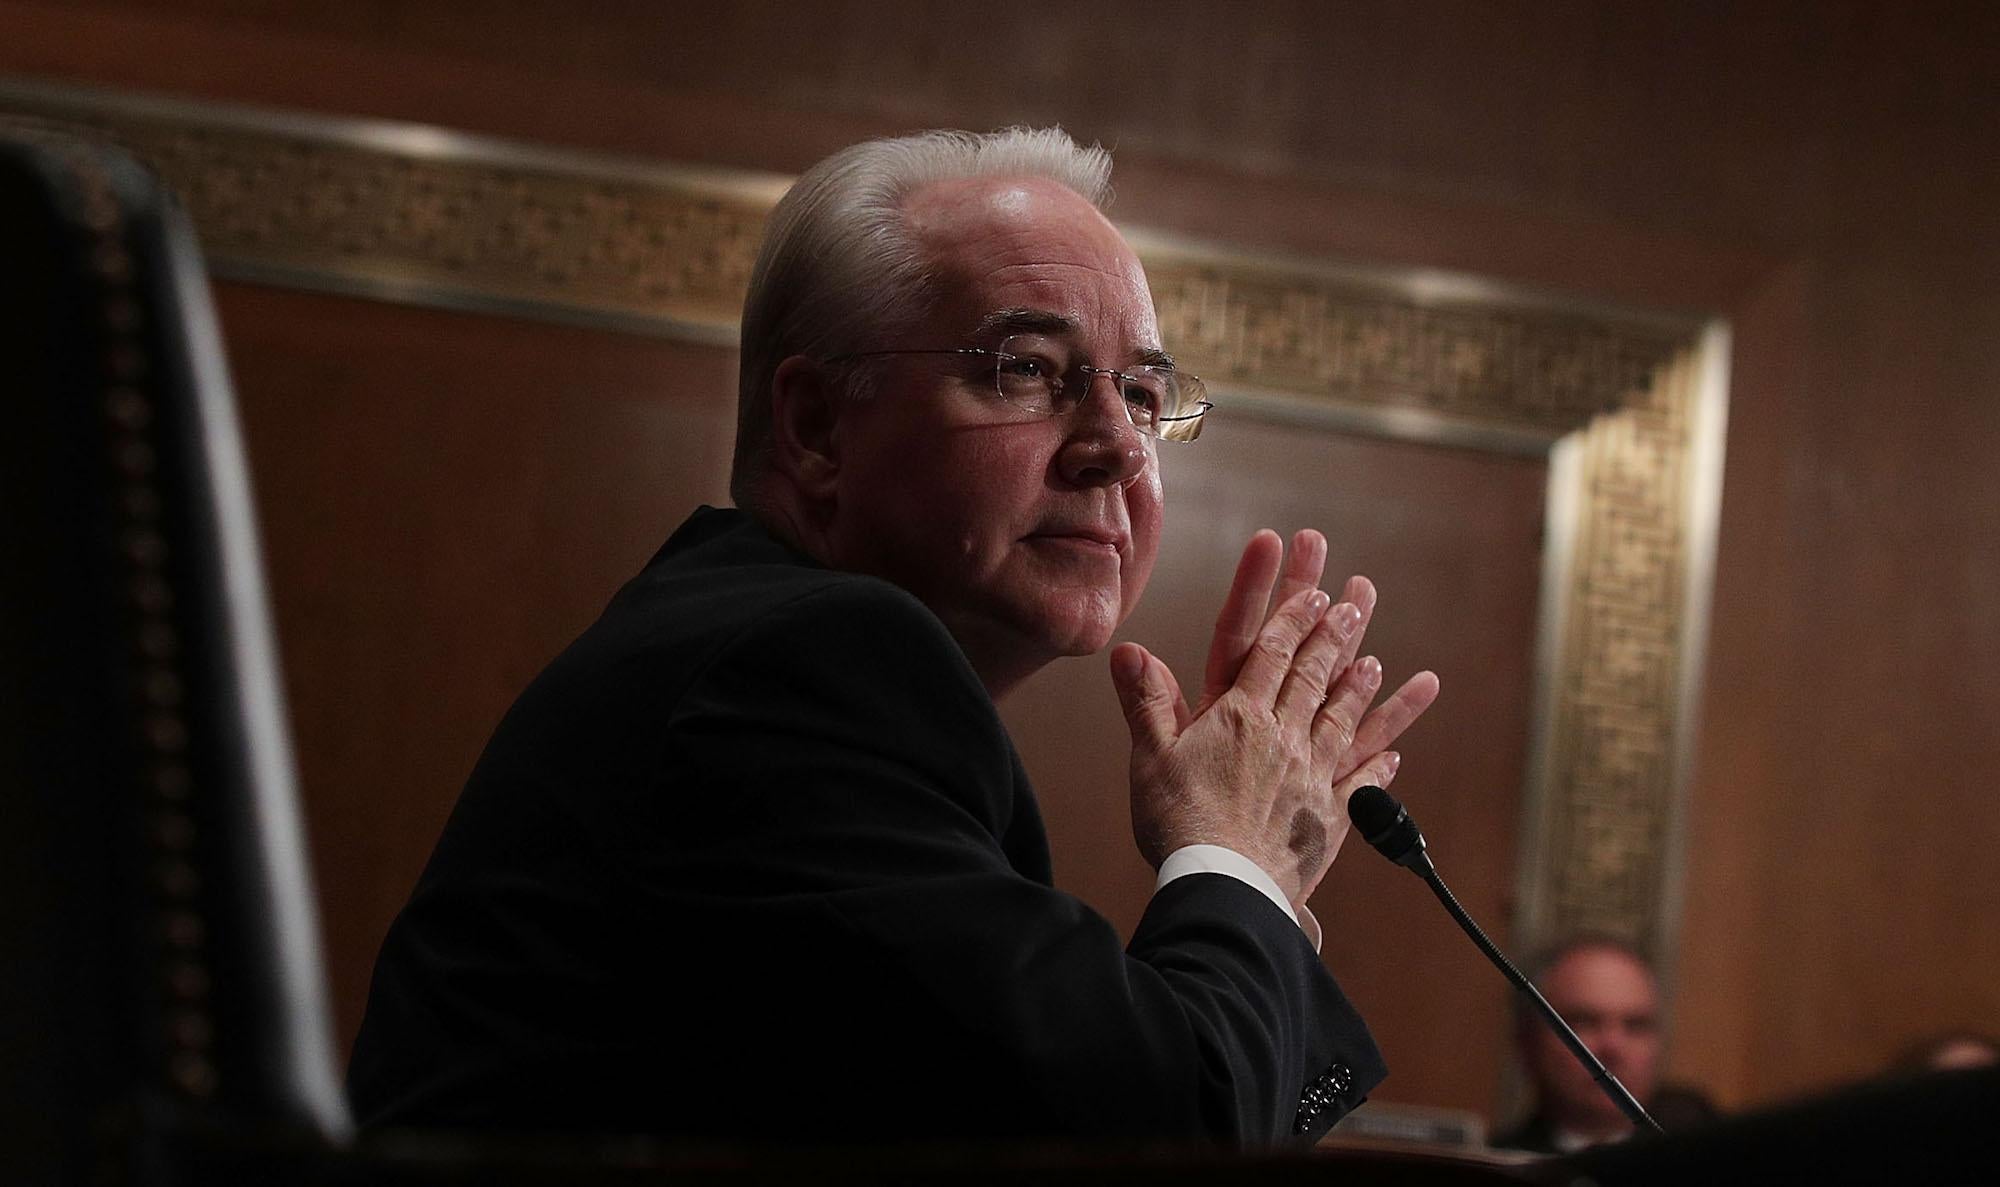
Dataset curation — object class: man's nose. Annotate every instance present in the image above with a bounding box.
[1054,372,1150,488]
[1593,1031,1632,1069]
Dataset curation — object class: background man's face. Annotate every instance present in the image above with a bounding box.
[821,177,1164,691]
[1525,945,1662,1133]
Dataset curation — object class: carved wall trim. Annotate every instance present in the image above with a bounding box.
[0,78,788,346]
[0,74,1724,985]
[1129,231,1695,442]
[1516,337,1725,965]
[0,78,1698,435]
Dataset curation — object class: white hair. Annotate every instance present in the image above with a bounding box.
[729,127,1113,505]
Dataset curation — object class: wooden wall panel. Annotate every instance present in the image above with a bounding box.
[215,281,739,1051]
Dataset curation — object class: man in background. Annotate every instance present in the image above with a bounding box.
[1492,935,1714,1153]
[348,126,1439,1149]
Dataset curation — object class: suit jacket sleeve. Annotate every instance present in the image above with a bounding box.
[630,574,1384,1146]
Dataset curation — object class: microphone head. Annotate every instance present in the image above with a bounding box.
[1347,785,1404,845]
[1347,785,1428,870]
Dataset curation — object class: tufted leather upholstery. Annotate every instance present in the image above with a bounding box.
[0,124,350,1184]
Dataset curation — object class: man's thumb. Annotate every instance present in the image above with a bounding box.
[1111,643,1176,752]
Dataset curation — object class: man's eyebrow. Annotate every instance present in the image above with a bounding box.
[974,307,1079,339]
[974,307,1178,369]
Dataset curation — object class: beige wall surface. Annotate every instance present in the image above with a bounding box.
[6,0,1996,1117]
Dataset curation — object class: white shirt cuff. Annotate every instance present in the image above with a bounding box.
[1155,844,1321,952]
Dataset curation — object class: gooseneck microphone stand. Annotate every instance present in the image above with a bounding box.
[1347,785,1663,1136]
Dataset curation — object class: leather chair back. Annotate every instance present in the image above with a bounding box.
[0,124,351,1183]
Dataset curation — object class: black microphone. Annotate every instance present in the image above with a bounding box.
[1347,783,1433,875]
[1346,785,1663,1136]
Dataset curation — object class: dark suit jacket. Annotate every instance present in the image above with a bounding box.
[348,506,1385,1147]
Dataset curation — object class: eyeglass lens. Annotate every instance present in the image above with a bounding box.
[993,335,1206,442]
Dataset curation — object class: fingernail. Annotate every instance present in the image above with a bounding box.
[1360,655,1382,681]
[1335,602,1361,631]
[1307,590,1331,615]
[1385,751,1401,774]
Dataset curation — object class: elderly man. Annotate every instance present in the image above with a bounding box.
[349,128,1438,1148]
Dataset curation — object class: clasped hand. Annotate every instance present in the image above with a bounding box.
[1111,529,1440,910]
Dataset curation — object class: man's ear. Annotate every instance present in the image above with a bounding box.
[768,355,842,500]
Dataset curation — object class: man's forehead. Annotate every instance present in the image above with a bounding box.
[905,174,1102,233]
[904,176,1160,351]
[907,179,1149,281]
[1551,948,1658,1000]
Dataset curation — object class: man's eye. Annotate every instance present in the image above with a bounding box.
[1123,378,1166,418]
[1000,354,1057,380]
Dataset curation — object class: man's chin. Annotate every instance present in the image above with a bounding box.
[994,617,1121,675]
[1055,634,1114,659]
[1038,603,1125,658]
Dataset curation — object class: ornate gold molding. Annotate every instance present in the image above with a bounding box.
[0,75,1723,976]
[0,79,787,343]
[1137,241,1691,438]
[0,79,1695,436]
[1516,341,1723,962]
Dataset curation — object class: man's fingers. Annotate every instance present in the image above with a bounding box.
[1275,601,1364,725]
[1334,670,1440,783]
[1153,650,1194,734]
[1335,574,1377,657]
[1111,642,1182,755]
[1271,529,1328,619]
[1202,531,1285,706]
[1340,574,1377,620]
[1311,654,1383,768]
[1334,749,1404,811]
[1205,531,1334,710]
[1234,587,1332,704]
